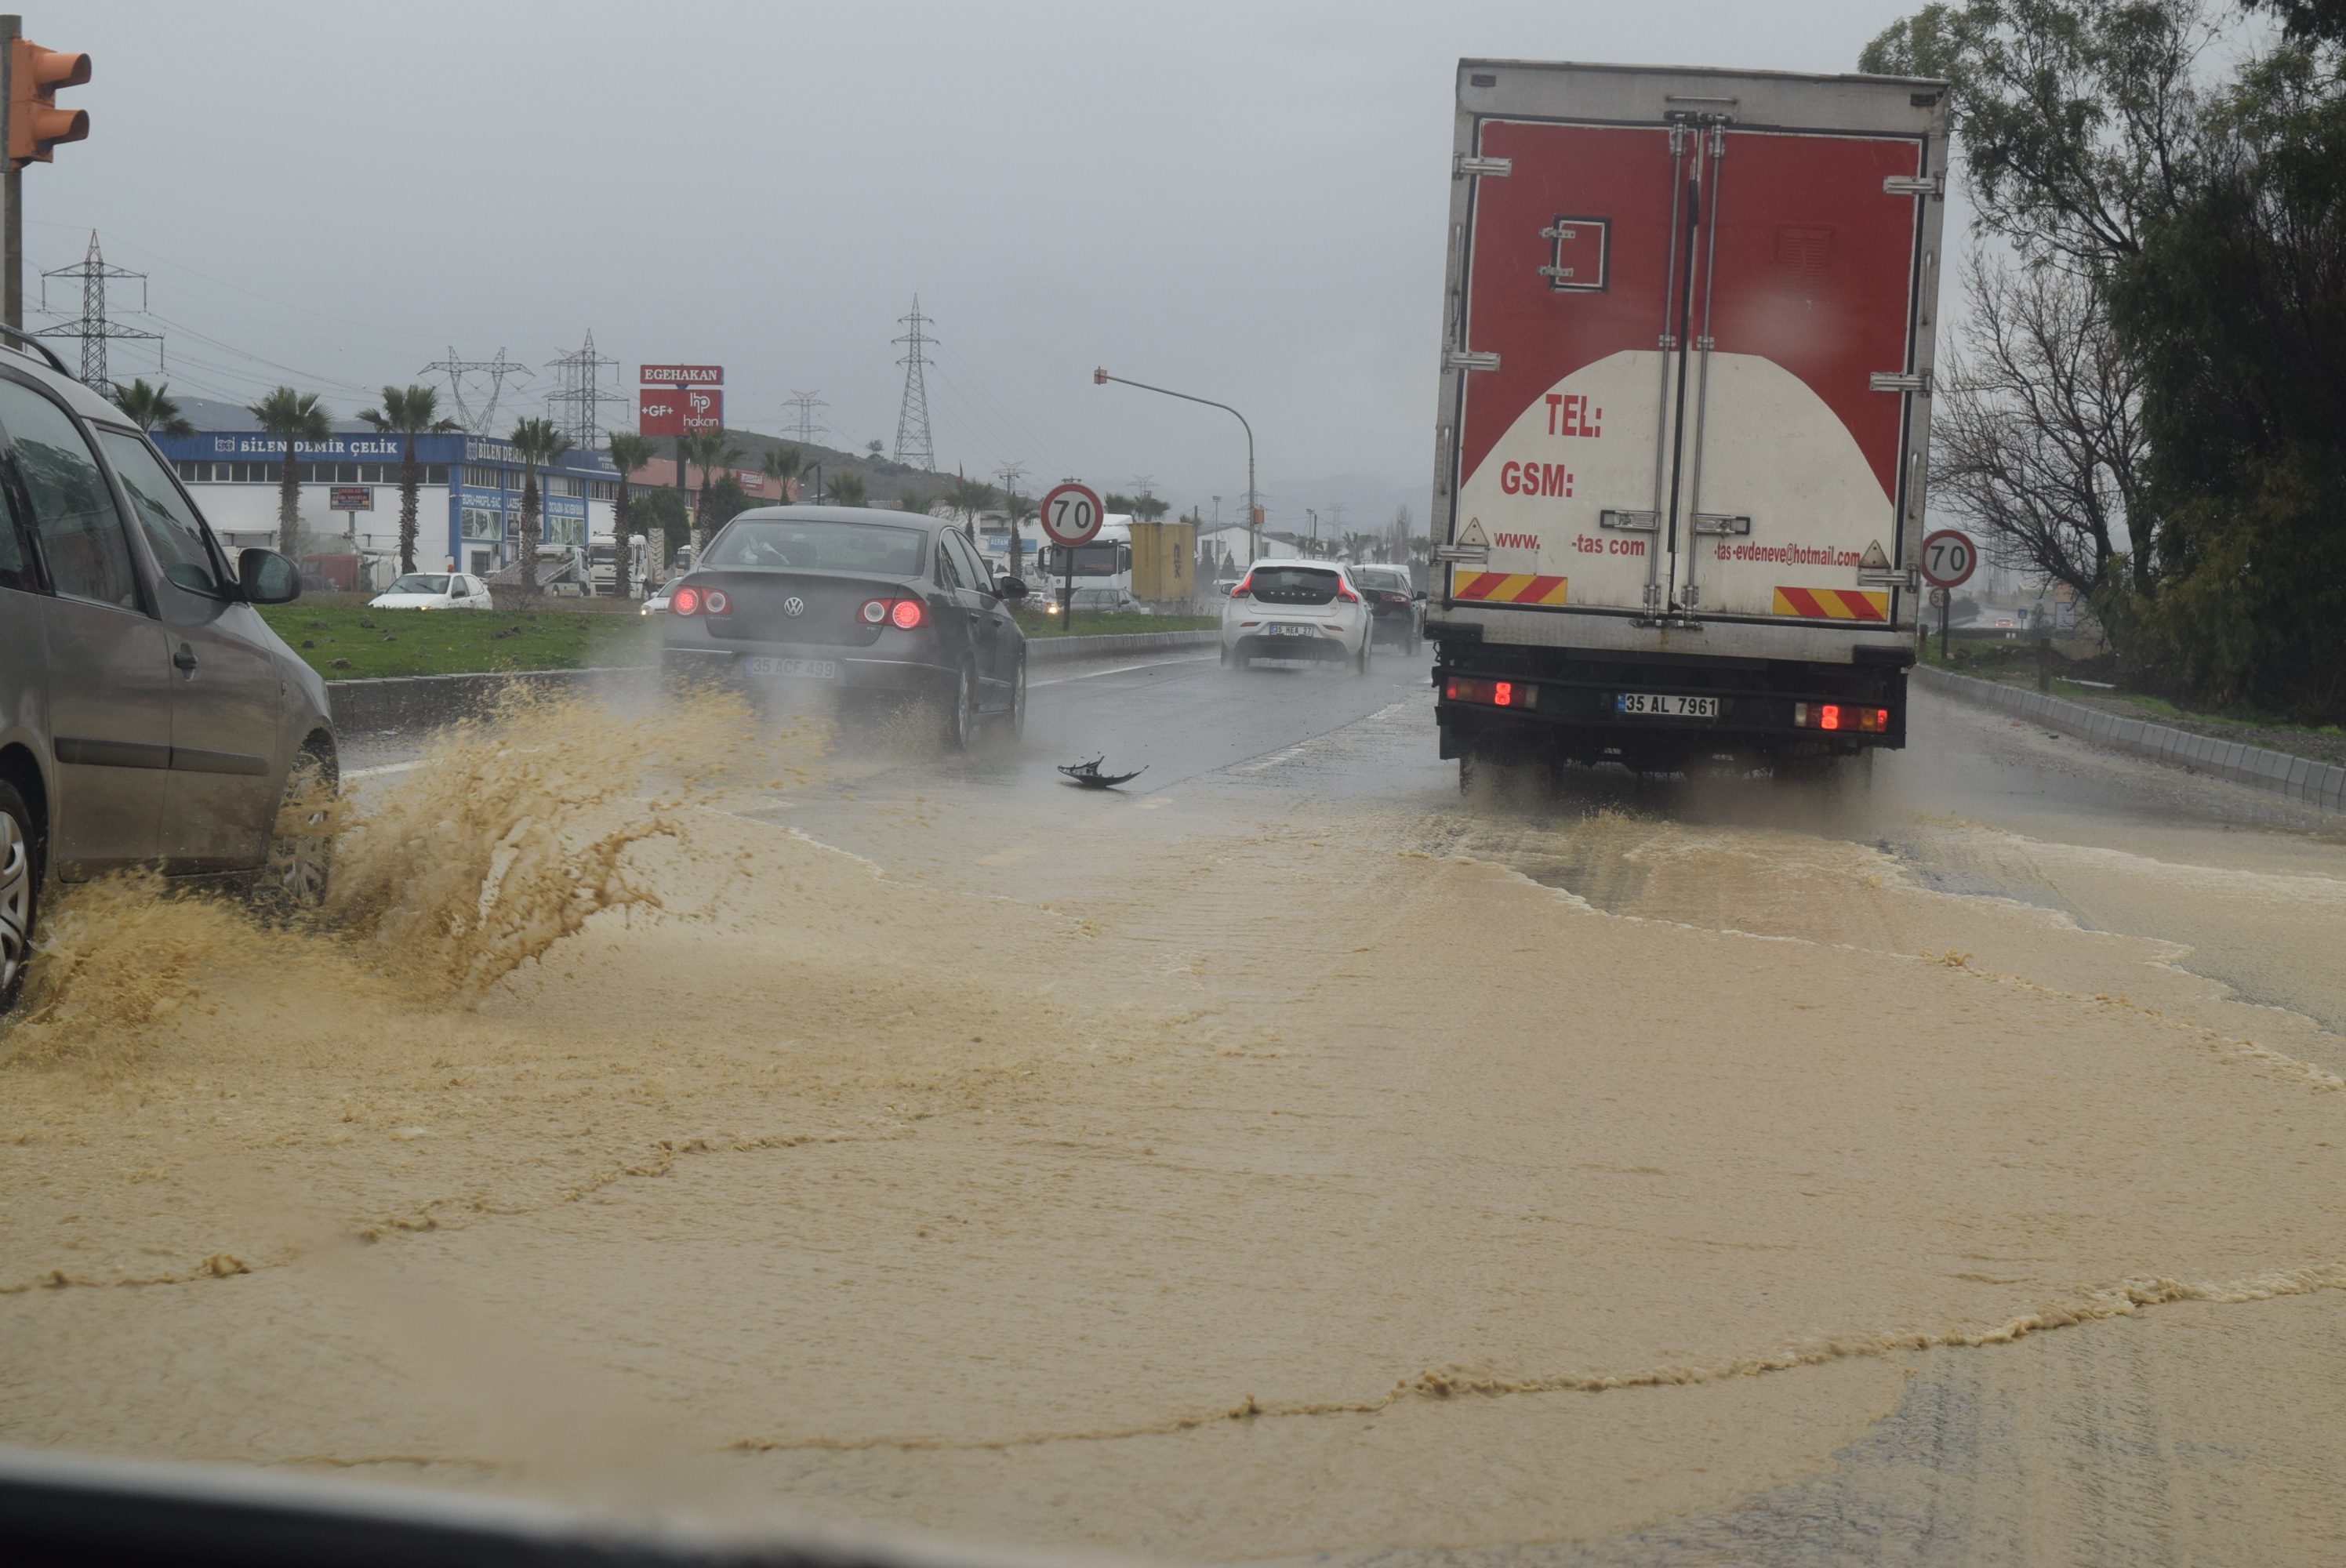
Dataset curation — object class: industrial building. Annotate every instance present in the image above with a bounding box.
[149,398,622,582]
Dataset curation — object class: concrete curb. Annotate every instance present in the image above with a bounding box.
[1023,629,1218,662]
[326,667,654,733]
[1912,663,2345,813]
[325,631,1219,732]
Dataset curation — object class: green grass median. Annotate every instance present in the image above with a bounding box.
[1013,610,1218,637]
[259,604,661,681]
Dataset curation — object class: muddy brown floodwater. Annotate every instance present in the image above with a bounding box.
[2,689,2342,1564]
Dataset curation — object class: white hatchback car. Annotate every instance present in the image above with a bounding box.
[369,571,490,611]
[1219,559,1372,672]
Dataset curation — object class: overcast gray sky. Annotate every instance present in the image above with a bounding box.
[40,0,1933,524]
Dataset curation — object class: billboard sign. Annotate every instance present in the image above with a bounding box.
[682,387,724,431]
[641,364,722,386]
[640,387,685,437]
[329,485,374,511]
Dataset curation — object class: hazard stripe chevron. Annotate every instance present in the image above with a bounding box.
[1451,568,1569,606]
[1772,586,1889,621]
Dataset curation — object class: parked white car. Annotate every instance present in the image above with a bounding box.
[1219,559,1372,673]
[369,572,490,611]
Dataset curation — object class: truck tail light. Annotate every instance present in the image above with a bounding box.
[1793,703,1891,732]
[1444,677,1536,710]
[670,586,703,615]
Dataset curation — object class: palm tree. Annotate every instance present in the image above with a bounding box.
[1004,488,1038,580]
[356,384,459,575]
[1131,490,1171,524]
[946,476,995,543]
[829,471,869,507]
[248,387,332,558]
[605,431,659,600]
[681,426,746,548]
[899,491,930,516]
[507,416,572,601]
[758,441,801,505]
[111,378,194,438]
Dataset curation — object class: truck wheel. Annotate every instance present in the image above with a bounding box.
[0,779,38,1014]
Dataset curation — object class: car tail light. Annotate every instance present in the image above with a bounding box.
[1793,702,1891,732]
[1383,591,1411,607]
[1444,676,1537,710]
[670,585,703,615]
[1232,574,1254,597]
[859,599,888,624]
[703,589,730,615]
[1335,580,1360,603]
[889,598,927,630]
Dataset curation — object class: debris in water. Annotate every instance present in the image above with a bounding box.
[1059,756,1146,789]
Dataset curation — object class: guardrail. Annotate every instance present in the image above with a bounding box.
[1912,664,2344,813]
[326,632,1221,734]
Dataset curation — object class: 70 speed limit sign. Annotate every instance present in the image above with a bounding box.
[1920,529,1978,589]
[1040,482,1104,548]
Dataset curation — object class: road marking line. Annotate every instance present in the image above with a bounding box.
[342,760,422,780]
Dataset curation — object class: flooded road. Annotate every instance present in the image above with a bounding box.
[3,658,2342,1564]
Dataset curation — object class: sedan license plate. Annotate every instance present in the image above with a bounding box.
[1615,691,1719,718]
[745,657,839,680]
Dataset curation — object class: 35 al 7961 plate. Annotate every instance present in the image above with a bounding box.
[1614,692,1719,718]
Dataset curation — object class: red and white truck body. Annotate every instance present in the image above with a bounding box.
[1426,60,1950,771]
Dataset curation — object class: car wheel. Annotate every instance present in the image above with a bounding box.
[262,749,336,913]
[1218,641,1232,668]
[1005,654,1028,740]
[939,663,976,752]
[0,779,38,1013]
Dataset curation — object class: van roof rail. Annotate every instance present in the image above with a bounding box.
[0,325,74,378]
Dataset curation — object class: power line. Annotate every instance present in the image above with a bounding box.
[543,330,627,454]
[892,297,936,472]
[782,390,830,447]
[422,347,534,436]
[34,231,161,390]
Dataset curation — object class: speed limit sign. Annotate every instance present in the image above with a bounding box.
[1920,529,1978,589]
[1040,482,1104,548]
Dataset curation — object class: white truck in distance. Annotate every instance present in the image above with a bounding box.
[1425,60,1951,778]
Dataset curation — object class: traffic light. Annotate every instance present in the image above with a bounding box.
[9,39,89,169]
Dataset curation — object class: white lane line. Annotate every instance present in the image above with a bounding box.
[342,760,423,781]
[1033,654,1215,688]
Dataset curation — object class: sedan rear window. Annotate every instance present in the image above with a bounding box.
[1354,568,1410,593]
[707,520,926,575]
[1247,566,1340,604]
[388,574,448,593]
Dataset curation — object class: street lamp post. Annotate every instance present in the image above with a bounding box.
[1093,368,1257,565]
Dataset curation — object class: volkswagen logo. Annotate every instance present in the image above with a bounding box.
[783,597,806,618]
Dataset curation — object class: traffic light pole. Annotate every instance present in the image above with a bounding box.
[2,15,20,331]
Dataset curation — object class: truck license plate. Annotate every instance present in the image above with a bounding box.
[1615,692,1719,718]
[745,657,838,679]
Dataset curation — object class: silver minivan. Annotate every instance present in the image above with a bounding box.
[0,336,334,1009]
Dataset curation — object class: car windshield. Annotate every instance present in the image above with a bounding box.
[705,519,927,575]
[1247,566,1340,604]
[387,574,448,593]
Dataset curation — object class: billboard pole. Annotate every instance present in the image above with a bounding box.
[2,14,20,331]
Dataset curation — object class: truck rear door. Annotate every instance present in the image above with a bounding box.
[1444,68,1942,632]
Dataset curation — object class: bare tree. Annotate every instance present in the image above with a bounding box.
[1930,256,2152,600]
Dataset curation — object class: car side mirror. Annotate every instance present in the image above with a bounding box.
[238,548,300,604]
[996,575,1029,601]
